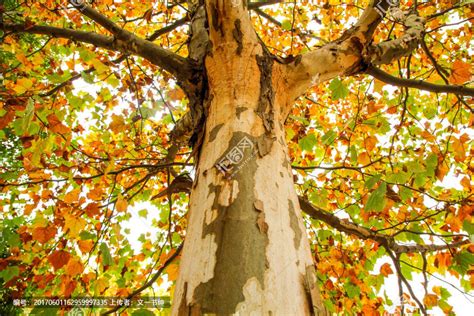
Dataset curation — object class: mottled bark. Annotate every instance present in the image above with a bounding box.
[171,1,325,314]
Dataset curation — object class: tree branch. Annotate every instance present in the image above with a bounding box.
[1,23,117,50]
[298,197,470,254]
[366,8,425,65]
[366,65,474,97]
[75,2,192,82]
[147,16,189,41]
[1,15,192,84]
[280,0,390,109]
[248,0,284,10]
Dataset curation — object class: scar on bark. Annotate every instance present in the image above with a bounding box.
[209,123,224,142]
[288,199,302,249]
[236,106,248,118]
[232,19,243,55]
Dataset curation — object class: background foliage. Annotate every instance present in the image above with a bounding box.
[0,0,473,315]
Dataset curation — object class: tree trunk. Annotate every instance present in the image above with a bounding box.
[172,2,325,314]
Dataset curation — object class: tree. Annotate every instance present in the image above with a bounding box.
[0,0,473,314]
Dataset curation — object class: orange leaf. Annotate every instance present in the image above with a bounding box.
[65,258,84,277]
[48,250,71,271]
[449,60,471,84]
[78,240,94,254]
[85,203,100,217]
[423,293,438,308]
[116,196,128,212]
[47,114,70,134]
[32,226,56,244]
[109,114,126,133]
[358,152,370,165]
[364,136,377,152]
[166,264,179,282]
[64,188,81,204]
[380,263,393,277]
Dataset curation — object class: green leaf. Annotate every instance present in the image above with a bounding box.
[462,220,474,235]
[321,130,337,145]
[18,99,35,135]
[366,183,387,212]
[138,209,148,218]
[399,186,412,201]
[79,231,96,240]
[328,78,349,100]
[132,309,155,316]
[345,283,360,298]
[350,146,357,164]
[454,252,474,274]
[100,243,114,267]
[30,306,59,315]
[0,266,19,282]
[365,174,382,190]
[2,228,20,247]
[386,172,410,184]
[281,20,292,30]
[298,133,317,151]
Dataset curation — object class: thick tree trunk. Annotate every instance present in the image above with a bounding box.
[172,2,325,314]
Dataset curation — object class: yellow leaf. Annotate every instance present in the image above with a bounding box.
[91,58,109,74]
[95,277,109,294]
[373,79,384,93]
[64,188,81,204]
[13,78,34,94]
[64,214,86,238]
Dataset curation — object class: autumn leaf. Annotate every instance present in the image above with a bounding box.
[78,240,95,254]
[65,258,84,277]
[48,250,71,271]
[166,264,180,282]
[64,188,81,204]
[64,214,87,238]
[379,263,393,277]
[32,226,56,244]
[449,60,471,84]
[423,293,438,308]
[13,78,33,94]
[115,196,128,212]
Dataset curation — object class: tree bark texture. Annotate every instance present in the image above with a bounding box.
[172,1,325,314]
